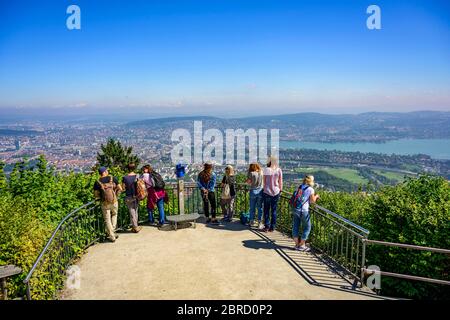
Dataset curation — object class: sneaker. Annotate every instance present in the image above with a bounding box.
[258,222,264,229]
[206,218,211,223]
[132,226,142,233]
[262,227,269,233]
[211,219,219,224]
[268,228,274,232]
[299,245,310,252]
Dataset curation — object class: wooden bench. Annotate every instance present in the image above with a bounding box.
[0,265,22,300]
[166,213,201,231]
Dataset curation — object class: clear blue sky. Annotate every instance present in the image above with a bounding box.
[0,0,449,116]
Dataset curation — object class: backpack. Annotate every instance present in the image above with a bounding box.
[221,184,231,200]
[98,176,117,204]
[151,171,165,190]
[289,185,310,210]
[240,212,250,225]
[135,177,148,201]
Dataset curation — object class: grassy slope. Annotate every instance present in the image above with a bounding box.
[296,167,368,185]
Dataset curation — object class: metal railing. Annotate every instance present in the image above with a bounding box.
[276,191,370,286]
[22,181,449,299]
[362,239,450,287]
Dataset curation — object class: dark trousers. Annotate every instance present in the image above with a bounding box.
[263,192,280,230]
[202,191,216,219]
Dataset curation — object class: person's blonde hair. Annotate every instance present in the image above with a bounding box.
[225,165,234,176]
[303,175,315,187]
[266,155,279,169]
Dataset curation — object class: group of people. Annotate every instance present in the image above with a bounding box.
[94,156,319,251]
[93,163,167,242]
[196,156,319,251]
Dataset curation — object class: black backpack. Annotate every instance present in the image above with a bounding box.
[151,171,165,190]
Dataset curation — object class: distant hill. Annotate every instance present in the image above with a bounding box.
[127,116,219,126]
[127,111,450,142]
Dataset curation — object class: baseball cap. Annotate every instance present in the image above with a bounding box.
[98,166,108,175]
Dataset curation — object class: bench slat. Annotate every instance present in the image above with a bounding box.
[0,265,22,278]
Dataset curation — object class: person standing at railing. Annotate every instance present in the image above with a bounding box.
[291,175,320,252]
[197,162,219,224]
[142,164,166,227]
[122,163,142,233]
[262,156,283,232]
[247,162,264,228]
[220,165,236,222]
[94,166,122,242]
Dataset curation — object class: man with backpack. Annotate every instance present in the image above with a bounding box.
[122,163,142,233]
[290,175,320,252]
[94,166,122,242]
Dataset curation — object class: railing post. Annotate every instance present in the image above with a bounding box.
[178,179,185,215]
[25,282,31,300]
[361,237,367,288]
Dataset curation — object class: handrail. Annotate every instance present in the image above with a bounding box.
[313,205,370,236]
[361,239,450,287]
[279,190,370,236]
[23,201,96,284]
[362,269,450,286]
[363,239,450,254]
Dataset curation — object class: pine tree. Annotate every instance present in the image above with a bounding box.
[96,138,140,171]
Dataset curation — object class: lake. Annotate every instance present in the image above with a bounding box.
[279,139,450,160]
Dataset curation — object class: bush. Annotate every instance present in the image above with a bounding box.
[364,175,450,299]
[0,194,51,298]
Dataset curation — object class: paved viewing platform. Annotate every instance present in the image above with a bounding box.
[62,219,380,300]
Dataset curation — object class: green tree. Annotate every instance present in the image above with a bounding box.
[364,175,450,299]
[96,138,140,171]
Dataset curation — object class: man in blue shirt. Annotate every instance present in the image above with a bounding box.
[197,162,218,224]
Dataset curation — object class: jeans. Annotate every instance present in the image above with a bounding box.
[148,198,165,224]
[292,210,311,241]
[202,191,216,219]
[263,192,280,230]
[249,188,263,222]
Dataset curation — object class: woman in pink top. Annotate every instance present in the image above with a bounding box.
[262,156,283,232]
[142,165,166,226]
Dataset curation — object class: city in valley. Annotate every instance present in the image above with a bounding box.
[1,112,449,191]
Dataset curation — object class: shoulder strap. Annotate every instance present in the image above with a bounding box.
[299,186,311,207]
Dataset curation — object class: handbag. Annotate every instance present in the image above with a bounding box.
[221,183,231,200]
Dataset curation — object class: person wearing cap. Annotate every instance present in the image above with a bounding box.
[94,166,122,242]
